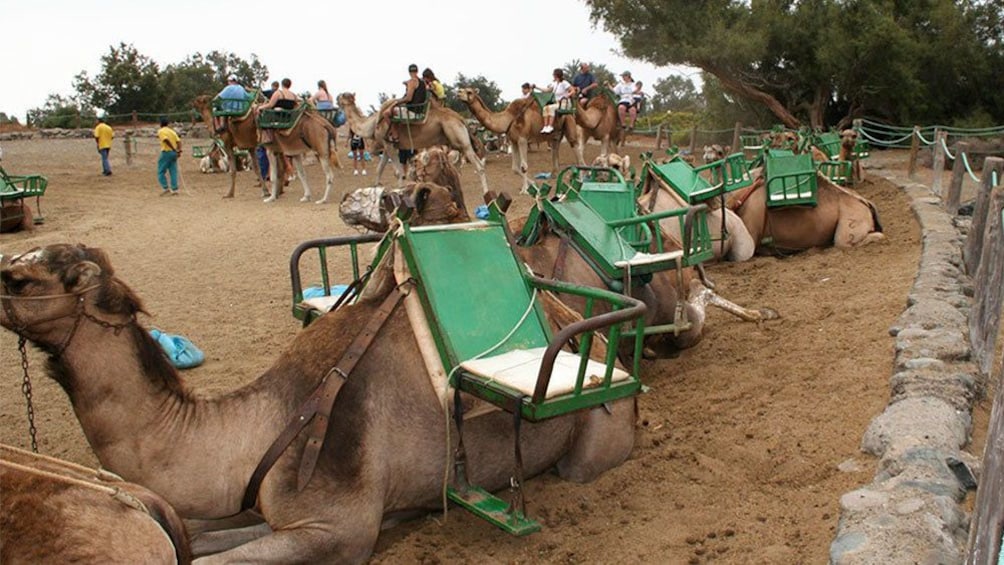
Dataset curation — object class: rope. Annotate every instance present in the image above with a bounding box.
[961,151,980,183]
[915,130,935,145]
[859,128,915,146]
[940,136,956,160]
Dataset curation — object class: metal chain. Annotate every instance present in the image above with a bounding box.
[18,336,38,453]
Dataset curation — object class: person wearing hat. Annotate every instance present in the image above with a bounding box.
[214,74,249,133]
[609,71,638,130]
[156,118,182,196]
[382,64,427,144]
[93,116,114,176]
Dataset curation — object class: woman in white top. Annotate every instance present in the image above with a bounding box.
[610,71,638,130]
[533,68,572,134]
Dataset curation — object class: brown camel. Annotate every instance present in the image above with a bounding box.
[338,92,489,193]
[193,95,276,200]
[511,218,777,356]
[457,87,585,191]
[258,108,343,204]
[406,146,468,213]
[726,170,884,253]
[838,129,866,185]
[637,161,757,262]
[1,444,190,564]
[0,242,636,563]
[569,88,623,158]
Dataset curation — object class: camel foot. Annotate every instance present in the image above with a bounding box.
[299,196,311,203]
[263,196,277,203]
[314,199,328,205]
[642,346,658,360]
[222,194,234,200]
[759,307,781,321]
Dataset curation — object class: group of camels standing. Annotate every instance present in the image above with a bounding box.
[0,82,888,562]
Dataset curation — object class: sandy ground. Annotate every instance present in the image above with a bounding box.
[0,134,960,563]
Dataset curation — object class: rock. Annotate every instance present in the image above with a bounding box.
[861,397,969,457]
[838,458,864,473]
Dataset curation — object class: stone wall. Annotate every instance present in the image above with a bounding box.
[830,164,982,564]
[0,123,210,142]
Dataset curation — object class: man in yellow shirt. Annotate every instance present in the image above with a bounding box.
[156,118,182,195]
[93,117,114,176]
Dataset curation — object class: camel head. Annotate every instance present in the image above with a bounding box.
[770,131,798,150]
[592,153,631,175]
[456,88,478,104]
[0,244,145,350]
[702,144,727,164]
[336,92,356,110]
[840,129,859,152]
[339,183,467,233]
[409,146,469,215]
[192,95,211,113]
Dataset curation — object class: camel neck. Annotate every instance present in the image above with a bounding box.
[53,322,292,518]
[468,96,513,134]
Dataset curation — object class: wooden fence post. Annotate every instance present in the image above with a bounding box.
[131,111,139,126]
[931,129,947,196]
[964,158,1004,275]
[945,141,969,213]
[689,125,697,154]
[908,125,921,180]
[967,348,1004,565]
[124,132,134,166]
[655,123,664,150]
[731,122,742,154]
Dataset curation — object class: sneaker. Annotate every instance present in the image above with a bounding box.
[541,126,554,134]
[353,170,359,176]
[361,170,367,176]
[170,190,179,196]
[159,189,170,196]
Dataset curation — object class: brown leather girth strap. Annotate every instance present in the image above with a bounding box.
[552,235,571,280]
[240,288,404,511]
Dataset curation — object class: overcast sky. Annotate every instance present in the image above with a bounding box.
[4,0,699,120]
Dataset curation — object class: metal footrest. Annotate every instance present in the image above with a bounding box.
[446,485,541,536]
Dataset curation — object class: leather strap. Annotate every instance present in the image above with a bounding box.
[551,236,571,280]
[240,288,404,511]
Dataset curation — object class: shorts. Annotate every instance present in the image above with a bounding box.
[398,148,416,165]
[350,138,365,151]
[618,101,633,108]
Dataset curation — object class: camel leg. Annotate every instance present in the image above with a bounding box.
[314,158,335,205]
[191,523,273,558]
[689,279,780,322]
[834,216,885,248]
[225,149,237,199]
[247,149,268,198]
[465,148,489,194]
[263,151,280,203]
[292,157,312,202]
[374,153,388,186]
[519,138,532,193]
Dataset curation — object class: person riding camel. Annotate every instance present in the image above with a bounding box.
[382,64,427,145]
[214,74,249,133]
[310,80,334,110]
[422,68,445,103]
[609,71,638,130]
[259,78,299,112]
[533,68,572,134]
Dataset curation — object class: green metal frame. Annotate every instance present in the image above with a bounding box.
[389,100,430,123]
[258,105,306,130]
[764,151,818,207]
[211,90,258,118]
[192,139,250,159]
[1,166,47,224]
[817,160,852,185]
[288,233,387,326]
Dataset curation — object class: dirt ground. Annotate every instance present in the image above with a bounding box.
[0,134,946,563]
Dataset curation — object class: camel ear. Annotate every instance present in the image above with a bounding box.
[63,261,102,292]
[413,185,432,213]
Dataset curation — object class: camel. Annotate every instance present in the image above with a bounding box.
[1,444,190,564]
[192,95,277,199]
[256,107,343,204]
[457,88,585,191]
[726,169,884,253]
[838,129,866,184]
[637,159,757,262]
[406,146,468,213]
[338,92,489,193]
[569,88,623,158]
[510,218,778,356]
[0,242,637,563]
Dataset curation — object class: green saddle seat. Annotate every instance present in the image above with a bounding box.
[258,105,306,130]
[644,154,753,205]
[764,152,818,207]
[389,101,429,124]
[814,131,843,160]
[212,90,257,118]
[1,166,48,224]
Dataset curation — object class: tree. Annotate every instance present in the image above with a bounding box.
[27,94,92,129]
[648,74,702,114]
[562,60,617,92]
[586,0,1004,127]
[159,52,269,113]
[74,43,163,115]
[447,74,504,116]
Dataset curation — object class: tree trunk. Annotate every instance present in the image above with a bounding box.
[705,64,801,129]
[809,86,828,129]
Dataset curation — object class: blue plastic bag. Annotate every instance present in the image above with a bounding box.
[302,284,349,299]
[474,205,490,219]
[534,172,552,180]
[150,329,205,370]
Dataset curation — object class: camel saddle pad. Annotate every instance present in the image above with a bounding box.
[460,347,628,399]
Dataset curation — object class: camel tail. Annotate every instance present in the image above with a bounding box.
[327,123,342,169]
[868,200,883,233]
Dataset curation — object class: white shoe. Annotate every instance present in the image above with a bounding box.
[353,170,359,176]
[361,170,367,176]
[541,126,553,134]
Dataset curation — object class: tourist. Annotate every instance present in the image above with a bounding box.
[631,80,646,118]
[422,68,446,102]
[262,80,280,100]
[521,82,532,98]
[533,68,572,134]
[156,118,182,195]
[259,78,298,111]
[93,117,114,176]
[572,62,598,104]
[310,80,334,110]
[215,75,248,132]
[383,64,427,144]
[609,71,638,130]
[348,127,366,176]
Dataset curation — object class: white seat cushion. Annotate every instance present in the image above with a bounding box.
[614,249,683,268]
[460,347,629,399]
[300,295,341,313]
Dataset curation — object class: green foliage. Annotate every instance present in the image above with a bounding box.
[74,43,163,115]
[0,112,19,125]
[648,75,702,114]
[27,94,94,129]
[586,0,1004,126]
[448,74,504,116]
[562,60,617,92]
